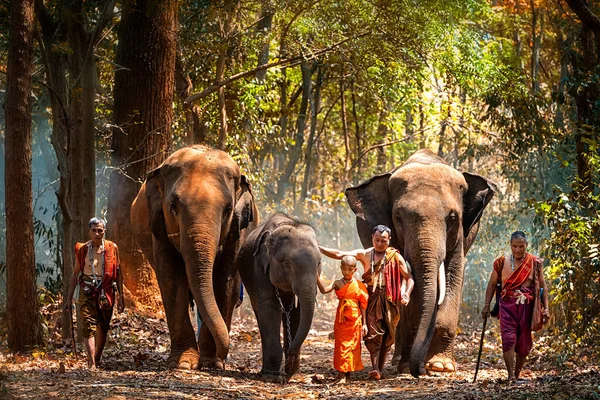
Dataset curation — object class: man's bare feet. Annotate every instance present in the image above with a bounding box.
[368,370,381,380]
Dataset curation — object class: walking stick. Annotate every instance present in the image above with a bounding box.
[473,315,487,383]
[70,303,78,360]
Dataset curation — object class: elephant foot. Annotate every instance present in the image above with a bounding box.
[284,354,300,377]
[397,360,410,375]
[168,347,199,370]
[425,355,456,373]
[262,372,286,384]
[199,356,225,370]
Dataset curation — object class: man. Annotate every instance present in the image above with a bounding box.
[320,225,415,380]
[64,218,125,369]
[481,231,549,382]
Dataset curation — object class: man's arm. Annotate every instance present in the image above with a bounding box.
[360,305,368,336]
[481,269,498,319]
[319,245,371,269]
[115,244,125,313]
[539,264,549,319]
[398,255,414,305]
[63,258,81,310]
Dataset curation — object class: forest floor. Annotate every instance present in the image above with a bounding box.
[1,295,600,400]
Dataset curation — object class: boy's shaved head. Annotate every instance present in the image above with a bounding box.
[341,256,357,267]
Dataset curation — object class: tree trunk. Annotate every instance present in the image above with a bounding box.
[107,0,178,309]
[255,9,274,82]
[376,108,388,169]
[299,64,323,213]
[340,66,350,185]
[276,62,312,200]
[5,0,44,351]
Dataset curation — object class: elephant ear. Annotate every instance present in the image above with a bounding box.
[253,230,271,275]
[145,167,169,241]
[235,175,256,230]
[345,173,393,234]
[462,172,497,240]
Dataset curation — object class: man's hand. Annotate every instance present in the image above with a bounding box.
[542,307,550,323]
[63,298,72,312]
[362,324,368,337]
[400,293,410,306]
[481,305,490,319]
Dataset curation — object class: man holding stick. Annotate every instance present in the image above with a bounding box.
[481,231,549,382]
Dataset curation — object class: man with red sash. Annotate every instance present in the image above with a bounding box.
[320,225,415,380]
[482,231,549,381]
[64,218,124,368]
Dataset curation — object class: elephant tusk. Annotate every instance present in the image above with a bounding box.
[438,261,446,306]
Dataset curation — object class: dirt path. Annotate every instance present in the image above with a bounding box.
[1,300,599,399]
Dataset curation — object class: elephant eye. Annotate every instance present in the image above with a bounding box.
[169,198,178,215]
[223,204,233,217]
[447,211,458,223]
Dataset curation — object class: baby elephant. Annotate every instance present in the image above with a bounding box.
[236,213,321,383]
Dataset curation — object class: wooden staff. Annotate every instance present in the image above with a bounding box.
[70,304,78,360]
[473,315,487,383]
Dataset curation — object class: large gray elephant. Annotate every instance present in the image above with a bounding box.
[130,146,258,369]
[345,149,496,377]
[236,213,321,383]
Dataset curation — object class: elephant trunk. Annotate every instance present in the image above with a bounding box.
[287,286,316,357]
[409,245,445,378]
[182,220,229,361]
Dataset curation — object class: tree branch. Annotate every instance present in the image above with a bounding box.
[565,0,600,31]
[184,32,370,104]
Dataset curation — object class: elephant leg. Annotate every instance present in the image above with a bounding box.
[396,302,419,374]
[198,251,239,369]
[282,295,301,377]
[425,286,460,373]
[254,285,285,383]
[153,239,198,370]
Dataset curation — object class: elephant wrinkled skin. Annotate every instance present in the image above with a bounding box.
[236,213,321,383]
[345,149,496,377]
[130,146,258,370]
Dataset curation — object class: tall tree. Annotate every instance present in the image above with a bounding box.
[107,0,178,308]
[35,0,116,337]
[5,0,43,351]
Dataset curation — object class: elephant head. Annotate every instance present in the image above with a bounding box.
[253,213,321,375]
[142,146,256,362]
[346,149,496,377]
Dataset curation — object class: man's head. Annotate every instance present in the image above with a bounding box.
[510,230,527,260]
[89,217,106,243]
[372,225,391,254]
[340,256,358,279]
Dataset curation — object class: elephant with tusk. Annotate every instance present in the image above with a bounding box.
[345,149,497,377]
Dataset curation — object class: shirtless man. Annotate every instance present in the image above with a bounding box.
[482,231,549,381]
[320,225,414,380]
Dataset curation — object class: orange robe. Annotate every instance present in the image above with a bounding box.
[334,278,369,373]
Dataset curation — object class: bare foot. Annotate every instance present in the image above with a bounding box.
[337,372,348,384]
[368,370,381,380]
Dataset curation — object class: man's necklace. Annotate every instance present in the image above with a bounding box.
[510,254,523,271]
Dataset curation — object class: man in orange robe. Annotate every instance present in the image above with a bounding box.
[318,256,368,382]
[482,231,549,381]
[320,225,414,380]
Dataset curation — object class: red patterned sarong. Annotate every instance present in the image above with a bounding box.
[499,286,533,355]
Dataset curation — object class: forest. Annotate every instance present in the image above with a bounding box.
[0,0,599,398]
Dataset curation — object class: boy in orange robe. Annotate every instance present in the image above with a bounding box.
[318,256,369,383]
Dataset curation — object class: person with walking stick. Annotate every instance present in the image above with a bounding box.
[481,231,549,382]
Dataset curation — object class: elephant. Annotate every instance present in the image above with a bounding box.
[345,149,496,377]
[130,145,259,369]
[236,213,321,383]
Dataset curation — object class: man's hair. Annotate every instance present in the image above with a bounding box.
[372,224,391,236]
[89,217,106,229]
[510,230,527,242]
[341,255,357,268]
